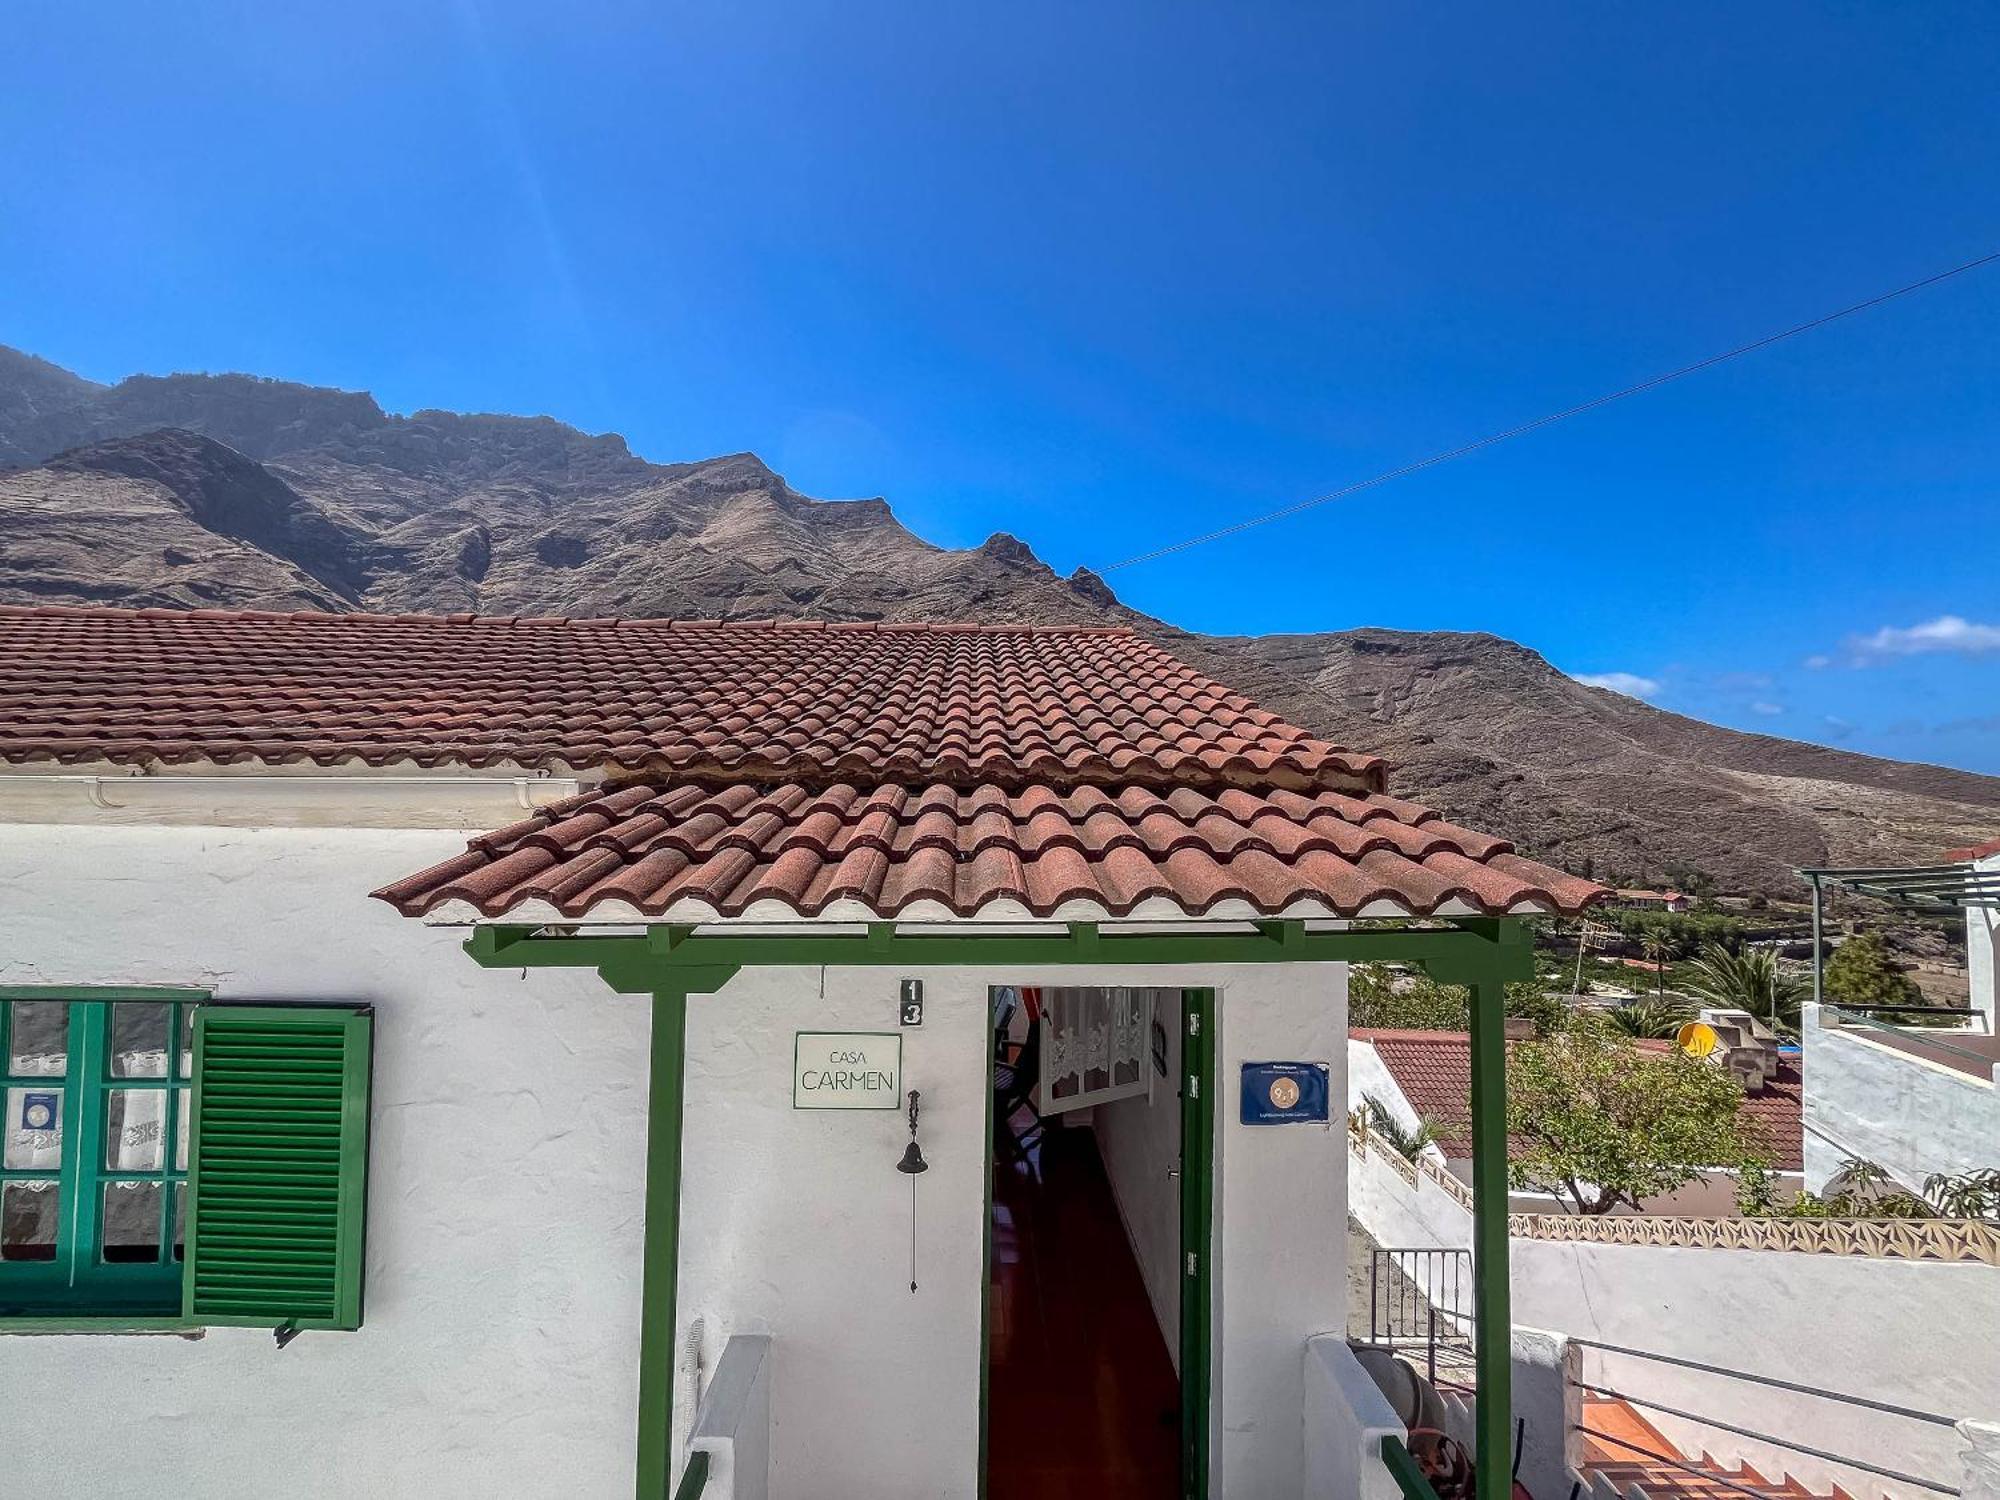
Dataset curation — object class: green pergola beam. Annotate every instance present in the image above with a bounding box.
[468,915,1531,1500]
[465,918,1537,989]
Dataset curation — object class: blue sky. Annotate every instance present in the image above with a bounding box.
[3,2,1997,771]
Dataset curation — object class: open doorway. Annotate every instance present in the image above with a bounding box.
[983,986,1212,1500]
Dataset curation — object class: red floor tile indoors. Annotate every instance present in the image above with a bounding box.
[987,1123,1182,1500]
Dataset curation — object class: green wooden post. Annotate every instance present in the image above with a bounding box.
[1466,962,1513,1500]
[636,988,691,1500]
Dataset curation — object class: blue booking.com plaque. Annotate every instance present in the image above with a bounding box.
[1239,1062,1330,1125]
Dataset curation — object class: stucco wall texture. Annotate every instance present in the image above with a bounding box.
[678,960,1349,1499]
[0,820,1355,1498]
[0,823,650,1499]
[1802,1003,1999,1194]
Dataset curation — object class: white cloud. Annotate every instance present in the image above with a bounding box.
[1847,615,2000,662]
[1803,654,1832,671]
[1750,702,1784,716]
[1572,671,1661,701]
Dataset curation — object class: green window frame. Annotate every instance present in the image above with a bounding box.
[0,987,206,1318]
[1,989,373,1333]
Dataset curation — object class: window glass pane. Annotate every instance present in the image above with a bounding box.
[110,1003,171,1078]
[6,1002,68,1076]
[101,1181,163,1263]
[105,1089,167,1172]
[176,1087,191,1172]
[1,1180,59,1262]
[179,1006,197,1078]
[4,1086,63,1169]
[171,1182,186,1262]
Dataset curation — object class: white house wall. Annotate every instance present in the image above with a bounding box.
[679,960,1349,1500]
[1970,852,1997,1032]
[1093,986,1184,1368]
[0,823,650,1500]
[1802,1003,1999,1193]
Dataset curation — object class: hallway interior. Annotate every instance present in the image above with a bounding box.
[986,1123,1182,1500]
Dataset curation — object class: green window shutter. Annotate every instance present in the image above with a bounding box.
[183,1006,372,1333]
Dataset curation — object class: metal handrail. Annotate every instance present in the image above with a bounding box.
[1369,1247,1475,1388]
[1835,1002,1981,1020]
[1380,1434,1444,1500]
[1573,1425,1794,1500]
[671,1450,711,1500]
[1581,1382,1958,1495]
[1825,1006,1998,1065]
[1565,1335,1957,1426]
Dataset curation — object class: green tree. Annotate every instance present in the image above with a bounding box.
[1638,930,1677,998]
[1822,931,1922,1013]
[1682,944,1806,1033]
[1349,966,1568,1036]
[1507,1011,1750,1214]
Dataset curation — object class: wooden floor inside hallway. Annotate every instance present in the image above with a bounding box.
[987,1123,1182,1500]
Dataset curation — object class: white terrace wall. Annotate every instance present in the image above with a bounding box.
[1513,1228,2000,1500]
[0,822,650,1500]
[1802,1002,2000,1193]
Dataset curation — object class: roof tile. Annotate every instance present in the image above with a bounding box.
[0,605,1384,791]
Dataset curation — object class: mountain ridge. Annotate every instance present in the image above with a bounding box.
[4,342,1994,895]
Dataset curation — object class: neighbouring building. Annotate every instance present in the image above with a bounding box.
[0,604,1603,1500]
[1801,840,2000,1196]
[1348,1023,1804,1215]
[1607,888,1691,913]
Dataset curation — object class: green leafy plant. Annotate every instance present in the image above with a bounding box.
[1681,944,1806,1033]
[1924,1168,2000,1219]
[1638,931,1679,999]
[1822,931,1923,1013]
[1362,1094,1440,1161]
[1605,995,1695,1039]
[1506,1010,1751,1214]
[1744,1158,2000,1222]
[1349,965,1568,1036]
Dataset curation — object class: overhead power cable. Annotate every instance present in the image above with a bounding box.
[796,244,1999,622]
[1086,245,2000,578]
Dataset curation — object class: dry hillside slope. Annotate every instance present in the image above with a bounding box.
[3,343,1994,895]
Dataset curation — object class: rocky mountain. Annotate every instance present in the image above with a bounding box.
[4,343,1995,895]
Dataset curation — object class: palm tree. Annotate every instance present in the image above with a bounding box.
[1681,943,1806,1033]
[1363,1095,1439,1162]
[1607,996,1694,1040]
[1639,930,1678,999]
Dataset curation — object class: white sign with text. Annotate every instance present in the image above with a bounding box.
[792,1032,902,1110]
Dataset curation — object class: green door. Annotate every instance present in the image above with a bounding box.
[1178,988,1215,1500]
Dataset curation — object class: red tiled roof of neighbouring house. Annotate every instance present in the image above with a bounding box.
[1946,836,2000,862]
[1351,1028,1803,1171]
[0,604,1605,923]
[0,605,1381,788]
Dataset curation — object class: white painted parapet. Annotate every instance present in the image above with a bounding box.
[1801,1001,1998,1194]
[1304,1335,1408,1500]
[1964,1420,2000,1500]
[1512,1327,1583,1500]
[688,1334,772,1500]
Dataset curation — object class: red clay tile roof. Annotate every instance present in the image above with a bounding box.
[0,605,1382,788]
[0,604,1604,922]
[1352,1028,1803,1170]
[373,780,1605,922]
[1946,836,2000,862]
